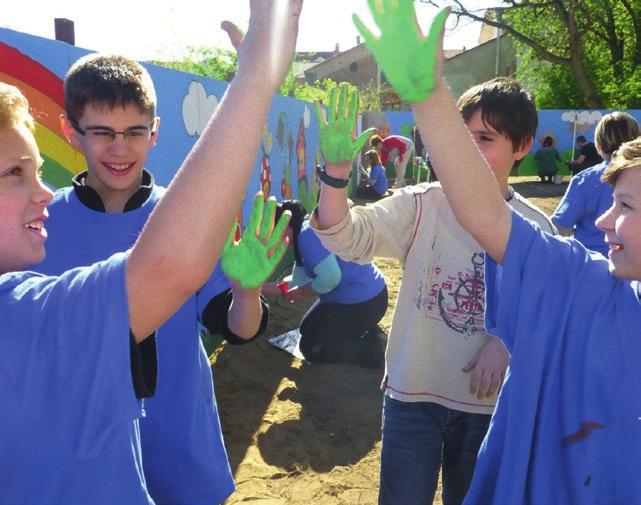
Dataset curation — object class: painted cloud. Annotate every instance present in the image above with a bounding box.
[183,81,218,136]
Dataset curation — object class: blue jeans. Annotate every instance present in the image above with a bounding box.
[379,397,490,505]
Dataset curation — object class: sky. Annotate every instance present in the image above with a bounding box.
[2,1,492,62]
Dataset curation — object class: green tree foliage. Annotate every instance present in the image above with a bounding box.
[152,47,238,82]
[420,0,641,108]
[153,47,342,105]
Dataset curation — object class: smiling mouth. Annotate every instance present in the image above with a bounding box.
[103,162,135,175]
[24,220,47,239]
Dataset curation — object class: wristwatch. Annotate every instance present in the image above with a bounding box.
[317,165,349,188]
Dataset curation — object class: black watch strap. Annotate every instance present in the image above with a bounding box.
[317,165,349,189]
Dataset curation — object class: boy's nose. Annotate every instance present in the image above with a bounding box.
[595,205,615,231]
[34,179,54,206]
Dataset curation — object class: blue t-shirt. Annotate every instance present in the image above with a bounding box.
[464,210,641,505]
[552,161,612,256]
[369,163,388,195]
[0,253,155,505]
[297,220,386,304]
[34,186,235,505]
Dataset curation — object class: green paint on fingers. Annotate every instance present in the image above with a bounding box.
[353,1,449,103]
[315,82,376,163]
[221,194,291,289]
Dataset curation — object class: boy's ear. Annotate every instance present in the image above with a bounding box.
[59,114,81,148]
[149,117,160,148]
[514,136,534,161]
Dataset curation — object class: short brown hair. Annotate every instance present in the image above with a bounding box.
[602,137,641,186]
[457,77,537,152]
[64,54,156,124]
[0,83,35,132]
[370,134,382,148]
[594,111,640,158]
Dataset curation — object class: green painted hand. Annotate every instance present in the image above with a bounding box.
[221,194,291,289]
[353,1,449,103]
[314,82,376,163]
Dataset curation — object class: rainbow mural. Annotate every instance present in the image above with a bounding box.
[0,42,85,189]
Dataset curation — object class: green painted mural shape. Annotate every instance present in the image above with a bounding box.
[221,194,290,289]
[353,2,449,103]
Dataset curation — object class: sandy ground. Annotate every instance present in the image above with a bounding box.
[214,176,567,505]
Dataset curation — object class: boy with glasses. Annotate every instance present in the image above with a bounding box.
[35,52,267,505]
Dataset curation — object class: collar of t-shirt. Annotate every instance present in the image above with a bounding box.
[71,169,155,212]
[504,185,514,202]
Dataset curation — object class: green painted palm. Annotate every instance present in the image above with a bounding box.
[314,82,375,163]
[221,194,290,289]
[353,1,449,103]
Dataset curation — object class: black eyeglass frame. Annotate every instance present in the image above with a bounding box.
[70,119,157,143]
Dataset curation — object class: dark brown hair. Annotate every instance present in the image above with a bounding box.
[457,77,537,153]
[64,53,156,124]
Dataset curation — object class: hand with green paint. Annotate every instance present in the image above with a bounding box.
[314,82,376,165]
[221,193,291,289]
[353,1,449,103]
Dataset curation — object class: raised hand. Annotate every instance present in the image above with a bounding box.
[236,0,304,93]
[315,82,375,164]
[353,1,449,103]
[221,193,291,289]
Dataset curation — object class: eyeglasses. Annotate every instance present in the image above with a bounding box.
[71,121,156,145]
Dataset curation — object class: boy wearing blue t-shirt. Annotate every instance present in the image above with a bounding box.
[36,50,269,505]
[552,112,640,257]
[360,3,641,502]
[0,2,302,503]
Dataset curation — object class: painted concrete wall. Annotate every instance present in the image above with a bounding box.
[0,28,322,225]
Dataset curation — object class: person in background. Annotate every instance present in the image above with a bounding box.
[534,135,561,183]
[263,200,388,369]
[567,134,603,175]
[552,111,640,257]
[370,133,414,189]
[356,149,389,200]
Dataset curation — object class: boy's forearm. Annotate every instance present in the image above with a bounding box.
[127,0,303,341]
[128,75,274,339]
[413,81,510,263]
[317,160,351,229]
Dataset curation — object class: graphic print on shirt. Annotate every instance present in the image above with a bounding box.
[415,252,485,338]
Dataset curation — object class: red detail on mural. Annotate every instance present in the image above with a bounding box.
[0,42,65,107]
[260,155,272,197]
[297,119,306,181]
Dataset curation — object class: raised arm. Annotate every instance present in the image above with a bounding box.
[127,0,303,341]
[315,83,375,229]
[354,0,511,262]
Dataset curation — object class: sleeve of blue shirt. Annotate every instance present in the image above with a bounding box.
[552,175,587,229]
[310,254,342,294]
[297,223,342,294]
